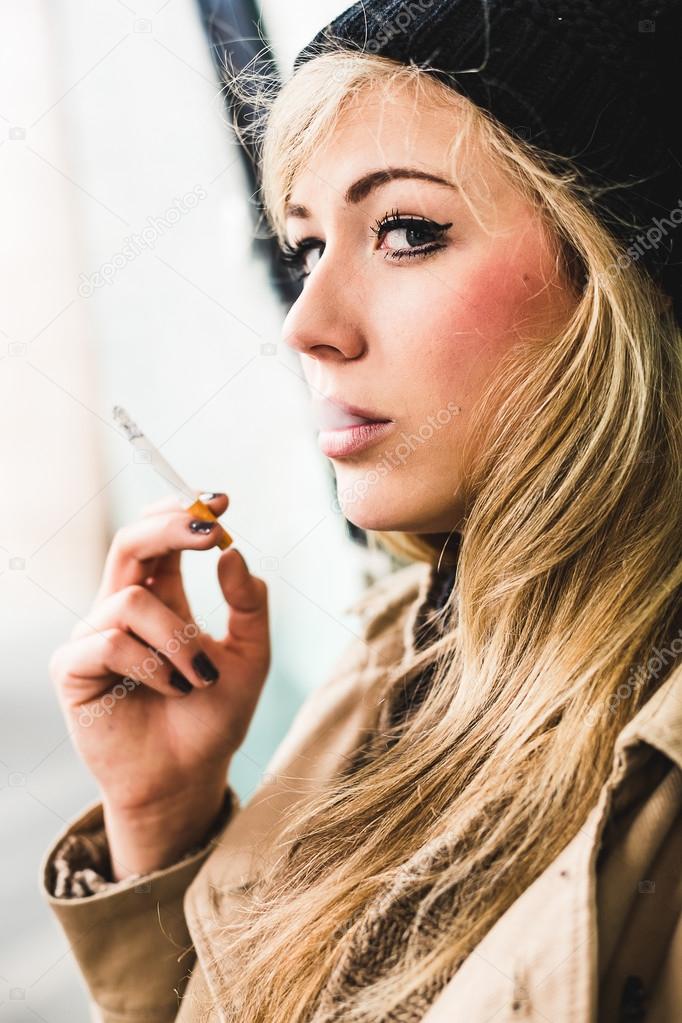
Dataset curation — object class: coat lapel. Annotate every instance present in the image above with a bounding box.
[423,665,682,1022]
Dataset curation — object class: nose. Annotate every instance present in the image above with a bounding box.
[282,255,367,363]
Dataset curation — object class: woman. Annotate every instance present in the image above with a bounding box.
[42,2,682,1021]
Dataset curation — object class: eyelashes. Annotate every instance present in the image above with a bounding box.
[370,208,453,259]
[280,208,453,280]
[280,238,322,279]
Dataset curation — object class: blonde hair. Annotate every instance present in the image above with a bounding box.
[202,48,682,1021]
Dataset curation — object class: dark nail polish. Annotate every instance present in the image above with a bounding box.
[192,651,219,684]
[189,520,215,533]
[169,669,193,694]
[199,492,224,501]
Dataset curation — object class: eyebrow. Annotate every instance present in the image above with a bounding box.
[284,167,458,220]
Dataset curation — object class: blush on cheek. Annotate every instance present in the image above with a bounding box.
[452,245,563,349]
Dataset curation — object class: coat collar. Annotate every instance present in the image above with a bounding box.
[616,658,682,771]
[351,559,682,772]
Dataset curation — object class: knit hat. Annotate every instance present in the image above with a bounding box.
[293,1,682,325]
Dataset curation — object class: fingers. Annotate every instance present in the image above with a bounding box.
[73,584,221,689]
[217,547,270,653]
[96,504,229,600]
[51,628,196,703]
[140,492,229,518]
[138,496,229,614]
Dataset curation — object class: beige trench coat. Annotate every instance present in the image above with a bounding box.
[40,561,682,1022]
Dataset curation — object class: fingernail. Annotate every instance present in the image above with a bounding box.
[192,651,219,684]
[199,492,224,501]
[189,520,216,533]
[169,669,193,694]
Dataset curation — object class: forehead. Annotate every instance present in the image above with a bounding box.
[286,86,499,212]
[292,90,448,187]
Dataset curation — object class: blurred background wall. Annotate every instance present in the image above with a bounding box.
[0,1,393,1018]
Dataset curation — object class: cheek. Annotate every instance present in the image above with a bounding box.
[385,242,560,396]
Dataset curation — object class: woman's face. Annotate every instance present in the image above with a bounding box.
[281,84,578,534]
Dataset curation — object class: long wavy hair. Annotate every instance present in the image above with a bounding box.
[200,47,682,1022]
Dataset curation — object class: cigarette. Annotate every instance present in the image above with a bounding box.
[112,405,233,550]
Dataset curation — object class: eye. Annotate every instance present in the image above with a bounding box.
[280,239,324,281]
[370,208,453,262]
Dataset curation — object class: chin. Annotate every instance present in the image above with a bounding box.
[334,471,464,535]
[334,490,423,534]
[333,485,393,530]
[336,500,395,532]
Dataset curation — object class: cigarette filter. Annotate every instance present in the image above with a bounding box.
[112,405,232,550]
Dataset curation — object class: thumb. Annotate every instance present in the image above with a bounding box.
[216,547,269,649]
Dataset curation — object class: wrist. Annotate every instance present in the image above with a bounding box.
[102,773,232,881]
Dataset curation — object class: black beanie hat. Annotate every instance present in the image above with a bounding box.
[293,1,682,326]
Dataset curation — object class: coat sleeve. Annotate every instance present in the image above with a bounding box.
[39,787,238,1023]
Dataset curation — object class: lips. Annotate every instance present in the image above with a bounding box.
[313,396,392,431]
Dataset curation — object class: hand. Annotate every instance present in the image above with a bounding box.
[49,493,270,876]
